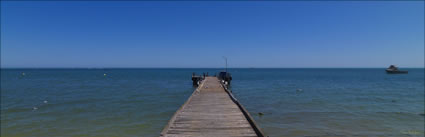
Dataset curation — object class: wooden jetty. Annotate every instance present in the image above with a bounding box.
[160,77,265,137]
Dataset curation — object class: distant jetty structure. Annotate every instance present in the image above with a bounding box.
[161,73,264,137]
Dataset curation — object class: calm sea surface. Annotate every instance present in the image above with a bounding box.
[1,68,424,137]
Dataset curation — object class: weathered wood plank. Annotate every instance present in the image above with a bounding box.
[160,77,263,137]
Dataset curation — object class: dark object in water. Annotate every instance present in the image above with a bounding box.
[420,113,425,117]
[386,65,408,74]
[258,112,264,116]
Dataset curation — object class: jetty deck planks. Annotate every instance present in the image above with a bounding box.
[160,77,261,137]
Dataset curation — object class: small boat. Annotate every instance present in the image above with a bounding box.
[386,65,408,74]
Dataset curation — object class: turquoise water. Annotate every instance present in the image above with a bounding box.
[1,68,424,137]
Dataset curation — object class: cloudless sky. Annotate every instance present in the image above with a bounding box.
[1,1,424,68]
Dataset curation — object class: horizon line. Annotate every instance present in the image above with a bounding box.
[1,67,424,69]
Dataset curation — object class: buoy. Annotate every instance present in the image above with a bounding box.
[44,100,48,104]
[22,72,26,76]
[258,112,264,116]
[104,73,107,76]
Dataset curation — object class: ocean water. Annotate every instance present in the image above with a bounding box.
[1,68,424,137]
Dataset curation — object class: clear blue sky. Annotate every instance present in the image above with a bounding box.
[1,1,424,68]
